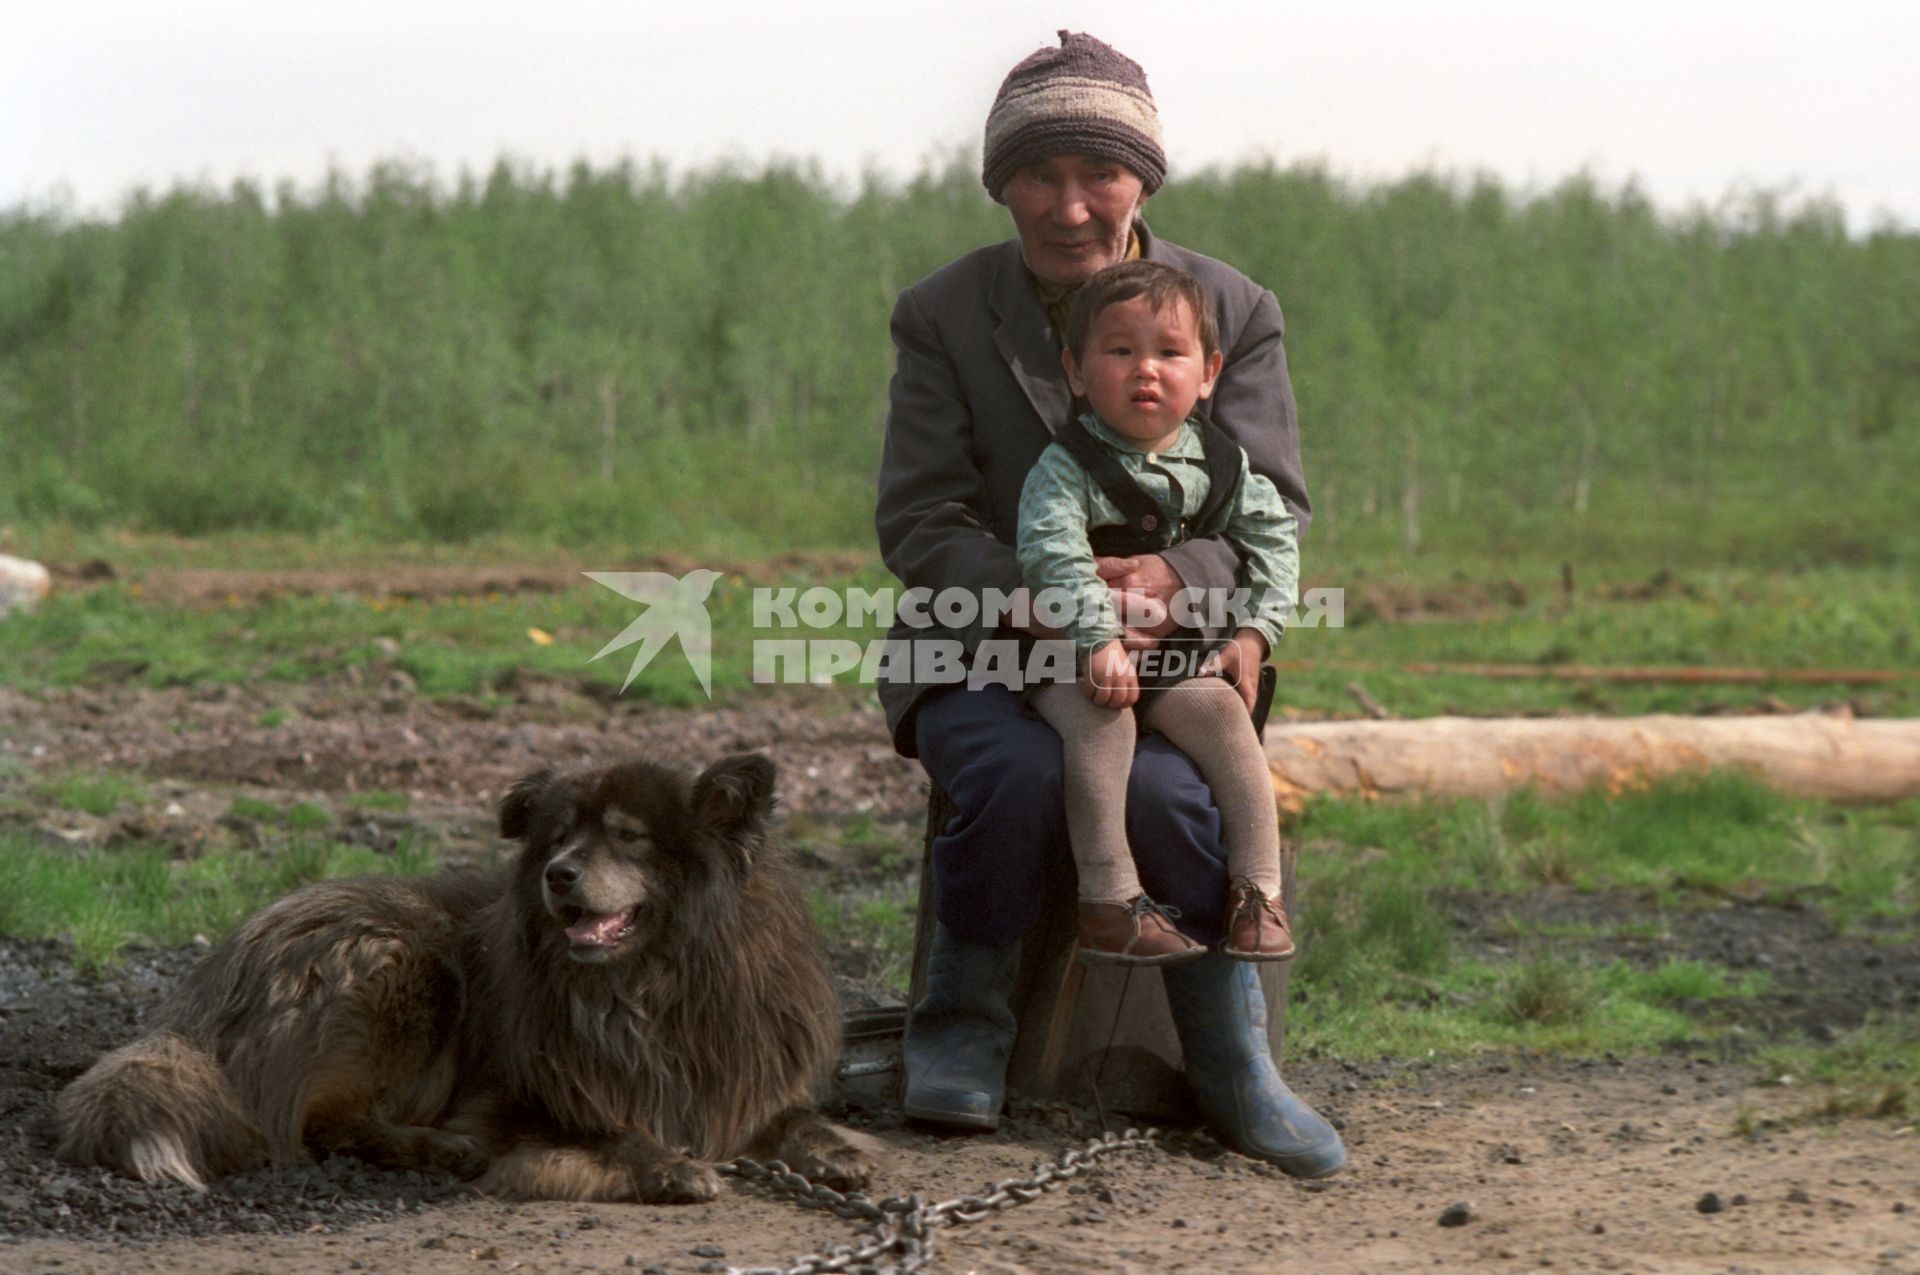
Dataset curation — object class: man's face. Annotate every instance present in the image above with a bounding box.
[1003,155,1146,286]
[1064,295,1222,452]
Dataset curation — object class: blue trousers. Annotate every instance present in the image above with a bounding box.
[914,684,1231,947]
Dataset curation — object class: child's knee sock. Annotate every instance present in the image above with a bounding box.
[1140,680,1282,899]
[1032,682,1143,904]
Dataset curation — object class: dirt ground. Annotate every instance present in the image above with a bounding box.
[2,652,1918,1272]
[5,994,1918,1274]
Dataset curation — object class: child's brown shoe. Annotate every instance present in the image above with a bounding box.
[1222,884,1295,962]
[1076,897,1206,966]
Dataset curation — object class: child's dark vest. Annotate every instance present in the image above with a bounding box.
[1053,414,1279,736]
[1055,415,1246,555]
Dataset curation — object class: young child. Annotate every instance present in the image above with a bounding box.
[1017,260,1297,966]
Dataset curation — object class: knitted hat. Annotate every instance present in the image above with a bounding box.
[981,30,1167,203]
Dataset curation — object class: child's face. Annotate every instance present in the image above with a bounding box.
[1063,295,1223,452]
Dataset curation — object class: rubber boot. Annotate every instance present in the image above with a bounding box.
[899,922,1020,1130]
[1161,950,1347,1178]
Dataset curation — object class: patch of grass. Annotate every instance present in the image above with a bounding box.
[1758,1013,1912,1106]
[1297,774,1920,932]
[1285,775,1879,1060]
[1499,955,1598,1026]
[0,564,897,707]
[345,790,412,811]
[809,883,917,1000]
[1513,833,1580,887]
[1288,866,1460,1057]
[0,826,438,974]
[1756,1017,1920,1125]
[32,771,148,817]
[1292,949,1769,1061]
[220,797,333,832]
[1557,771,1786,897]
[1294,964,1696,1060]
[1282,772,1912,1060]
[1612,958,1770,1007]
[1497,918,1613,942]
[255,708,291,728]
[786,812,917,875]
[285,802,331,832]
[1801,1087,1910,1122]
[226,795,281,822]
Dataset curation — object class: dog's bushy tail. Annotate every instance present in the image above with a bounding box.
[56,1030,265,1191]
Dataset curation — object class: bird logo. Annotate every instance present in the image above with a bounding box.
[584,569,722,697]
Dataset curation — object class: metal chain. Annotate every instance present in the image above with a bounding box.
[718,1125,1161,1275]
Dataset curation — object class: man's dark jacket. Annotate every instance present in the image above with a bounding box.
[873,223,1310,757]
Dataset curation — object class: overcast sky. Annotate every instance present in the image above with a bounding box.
[4,0,1916,230]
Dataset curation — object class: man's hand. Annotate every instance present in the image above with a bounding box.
[1095,554,1185,642]
[1084,639,1139,709]
[1206,628,1269,714]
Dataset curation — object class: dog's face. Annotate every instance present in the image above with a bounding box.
[498,754,776,964]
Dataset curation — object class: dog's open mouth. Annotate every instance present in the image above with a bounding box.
[558,905,640,950]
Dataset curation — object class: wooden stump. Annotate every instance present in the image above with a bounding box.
[907,787,1295,1120]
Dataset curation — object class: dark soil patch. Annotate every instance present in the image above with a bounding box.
[0,937,485,1243]
[1447,886,1920,1038]
[0,681,929,841]
[50,556,878,607]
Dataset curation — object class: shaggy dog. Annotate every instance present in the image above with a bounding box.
[56,753,873,1202]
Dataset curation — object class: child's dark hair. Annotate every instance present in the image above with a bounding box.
[1064,260,1220,362]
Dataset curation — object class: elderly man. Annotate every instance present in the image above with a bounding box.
[874,31,1345,1179]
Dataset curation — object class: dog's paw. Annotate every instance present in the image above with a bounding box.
[791,1140,876,1192]
[424,1132,491,1181]
[636,1155,722,1204]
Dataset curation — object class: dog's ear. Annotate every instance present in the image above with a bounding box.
[499,768,555,840]
[692,753,776,857]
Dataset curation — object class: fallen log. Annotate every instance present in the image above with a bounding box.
[1265,712,1920,811]
[1270,659,1913,686]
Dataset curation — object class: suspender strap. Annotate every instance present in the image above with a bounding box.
[1056,415,1249,552]
[1055,416,1172,545]
[1188,416,1247,538]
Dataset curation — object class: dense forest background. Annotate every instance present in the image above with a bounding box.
[3,157,1914,565]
